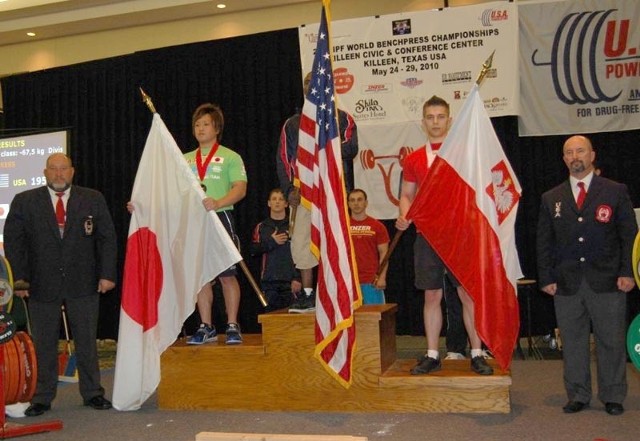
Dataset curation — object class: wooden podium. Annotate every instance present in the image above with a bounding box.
[159,304,511,413]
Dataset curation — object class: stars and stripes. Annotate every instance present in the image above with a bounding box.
[296,0,359,388]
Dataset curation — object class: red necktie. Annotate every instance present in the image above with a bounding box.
[576,182,586,209]
[56,192,66,234]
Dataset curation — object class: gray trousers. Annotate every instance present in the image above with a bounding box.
[29,295,104,405]
[554,278,627,404]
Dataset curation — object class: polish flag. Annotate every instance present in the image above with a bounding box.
[112,113,241,411]
[407,84,522,370]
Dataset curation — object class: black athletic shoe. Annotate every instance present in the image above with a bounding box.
[289,291,316,313]
[470,356,494,375]
[410,356,441,375]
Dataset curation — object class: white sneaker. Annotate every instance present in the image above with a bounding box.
[481,349,494,359]
[444,352,466,360]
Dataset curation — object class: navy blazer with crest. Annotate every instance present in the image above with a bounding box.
[4,185,117,302]
[536,175,637,296]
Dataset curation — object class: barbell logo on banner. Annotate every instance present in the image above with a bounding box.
[481,8,510,27]
[519,0,640,136]
[359,146,413,207]
[530,9,630,105]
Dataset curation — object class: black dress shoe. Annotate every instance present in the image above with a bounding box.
[83,396,112,410]
[25,403,51,417]
[562,401,588,413]
[605,402,624,416]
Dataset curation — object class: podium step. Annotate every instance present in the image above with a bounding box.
[159,305,511,413]
[381,358,511,384]
[170,333,265,354]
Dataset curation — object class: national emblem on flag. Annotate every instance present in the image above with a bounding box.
[486,160,520,225]
[407,84,522,371]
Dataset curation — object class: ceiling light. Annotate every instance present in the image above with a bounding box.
[216,3,226,8]
[26,32,36,37]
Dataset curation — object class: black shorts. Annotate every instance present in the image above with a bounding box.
[413,233,460,290]
[216,210,239,278]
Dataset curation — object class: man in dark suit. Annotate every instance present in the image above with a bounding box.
[537,135,637,416]
[4,153,117,416]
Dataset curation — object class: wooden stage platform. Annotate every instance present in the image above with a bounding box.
[159,304,511,413]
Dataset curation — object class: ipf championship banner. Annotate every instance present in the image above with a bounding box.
[519,0,640,136]
[299,1,518,219]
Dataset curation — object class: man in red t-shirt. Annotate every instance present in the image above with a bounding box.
[395,96,493,376]
[347,189,389,304]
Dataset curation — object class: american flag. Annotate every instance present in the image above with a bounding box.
[296,0,359,388]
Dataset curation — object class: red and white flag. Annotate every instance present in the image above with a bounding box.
[297,0,359,388]
[407,84,522,370]
[112,113,241,411]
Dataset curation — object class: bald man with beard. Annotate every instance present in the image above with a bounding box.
[537,135,637,416]
[5,153,117,416]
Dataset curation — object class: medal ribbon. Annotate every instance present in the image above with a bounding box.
[196,142,219,182]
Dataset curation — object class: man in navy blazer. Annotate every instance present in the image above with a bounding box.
[537,135,637,416]
[4,153,117,416]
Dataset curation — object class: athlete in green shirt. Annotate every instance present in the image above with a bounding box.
[185,103,247,345]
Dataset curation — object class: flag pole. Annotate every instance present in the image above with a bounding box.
[373,51,496,285]
[138,89,268,307]
[237,261,268,307]
[289,199,297,236]
[140,87,156,113]
[289,206,297,236]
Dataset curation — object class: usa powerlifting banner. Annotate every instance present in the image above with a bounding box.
[299,1,518,219]
[519,0,640,136]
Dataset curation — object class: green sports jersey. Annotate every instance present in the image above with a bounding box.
[184,145,247,212]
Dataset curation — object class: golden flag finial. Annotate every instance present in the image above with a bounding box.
[476,50,495,86]
[139,87,156,114]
